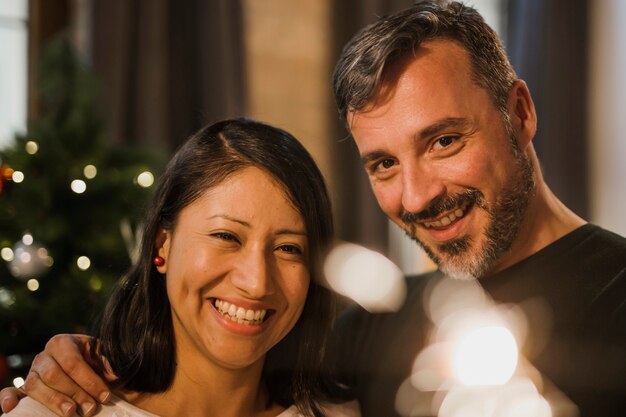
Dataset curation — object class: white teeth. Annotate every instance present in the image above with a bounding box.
[213,299,267,325]
[424,207,465,228]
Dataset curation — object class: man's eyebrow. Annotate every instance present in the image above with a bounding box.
[360,150,390,166]
[359,117,470,166]
[418,117,470,140]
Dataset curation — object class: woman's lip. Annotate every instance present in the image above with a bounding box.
[208,298,275,336]
[211,296,272,312]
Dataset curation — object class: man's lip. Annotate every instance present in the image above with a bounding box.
[418,201,473,228]
[418,202,474,242]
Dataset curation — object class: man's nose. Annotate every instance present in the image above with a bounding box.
[400,162,446,216]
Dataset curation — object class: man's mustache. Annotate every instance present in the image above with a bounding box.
[400,189,483,225]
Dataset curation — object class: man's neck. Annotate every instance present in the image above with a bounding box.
[483,180,586,278]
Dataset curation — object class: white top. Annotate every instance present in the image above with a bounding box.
[2,396,360,417]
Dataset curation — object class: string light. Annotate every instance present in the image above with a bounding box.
[12,171,24,183]
[83,164,97,179]
[25,141,39,155]
[26,279,40,292]
[136,171,154,188]
[22,233,33,245]
[77,256,91,270]
[12,377,25,388]
[0,247,14,262]
[71,179,87,193]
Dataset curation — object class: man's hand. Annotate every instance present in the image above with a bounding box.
[0,387,24,413]
[21,334,115,417]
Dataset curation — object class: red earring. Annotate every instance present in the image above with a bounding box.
[153,256,165,266]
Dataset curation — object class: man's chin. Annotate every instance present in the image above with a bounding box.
[439,261,479,281]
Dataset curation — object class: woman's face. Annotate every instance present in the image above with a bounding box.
[156,166,310,370]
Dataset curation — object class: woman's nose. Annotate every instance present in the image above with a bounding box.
[230,249,275,298]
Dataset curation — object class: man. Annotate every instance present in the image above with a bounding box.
[2,1,626,416]
[330,2,626,416]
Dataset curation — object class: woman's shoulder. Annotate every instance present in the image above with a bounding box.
[1,397,56,417]
[279,400,361,417]
[1,395,160,417]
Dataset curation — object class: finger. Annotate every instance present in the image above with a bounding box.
[46,334,113,402]
[25,354,100,417]
[23,370,80,417]
[0,387,25,413]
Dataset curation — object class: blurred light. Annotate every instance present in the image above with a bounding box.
[22,233,33,245]
[323,242,406,312]
[71,179,87,194]
[19,251,31,263]
[77,256,91,270]
[6,354,23,368]
[452,325,518,386]
[25,141,39,155]
[12,170,24,183]
[26,278,40,291]
[0,288,16,308]
[437,378,552,417]
[2,166,14,180]
[83,164,97,179]
[1,247,14,261]
[12,377,25,388]
[89,276,103,291]
[136,170,154,188]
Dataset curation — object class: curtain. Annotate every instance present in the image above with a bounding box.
[330,0,413,253]
[92,0,246,150]
[507,0,589,218]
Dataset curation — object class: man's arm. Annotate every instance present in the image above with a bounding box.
[0,334,112,417]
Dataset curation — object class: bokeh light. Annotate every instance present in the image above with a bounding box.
[77,256,91,271]
[12,377,25,388]
[136,170,154,188]
[26,278,40,292]
[12,170,24,183]
[323,242,406,312]
[452,325,518,386]
[71,179,87,193]
[83,164,97,179]
[22,233,33,245]
[25,141,39,155]
[1,247,14,262]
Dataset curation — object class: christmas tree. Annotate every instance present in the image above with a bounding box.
[0,38,166,386]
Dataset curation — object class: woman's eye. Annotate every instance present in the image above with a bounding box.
[277,244,302,255]
[212,232,238,243]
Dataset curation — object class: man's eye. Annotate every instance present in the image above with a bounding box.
[381,159,395,169]
[434,136,458,149]
[370,158,395,173]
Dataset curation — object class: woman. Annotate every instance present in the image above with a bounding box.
[2,118,358,417]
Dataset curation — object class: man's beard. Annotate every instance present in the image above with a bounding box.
[400,138,536,280]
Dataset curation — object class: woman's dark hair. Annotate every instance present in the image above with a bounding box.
[92,118,336,417]
[333,0,517,122]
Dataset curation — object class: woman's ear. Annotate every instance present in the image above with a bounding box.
[507,80,537,150]
[155,228,171,274]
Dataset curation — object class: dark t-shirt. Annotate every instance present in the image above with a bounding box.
[333,224,626,417]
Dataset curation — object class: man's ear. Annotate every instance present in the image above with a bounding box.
[507,80,537,150]
[155,228,171,274]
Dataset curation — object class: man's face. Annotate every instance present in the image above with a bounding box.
[348,40,535,280]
